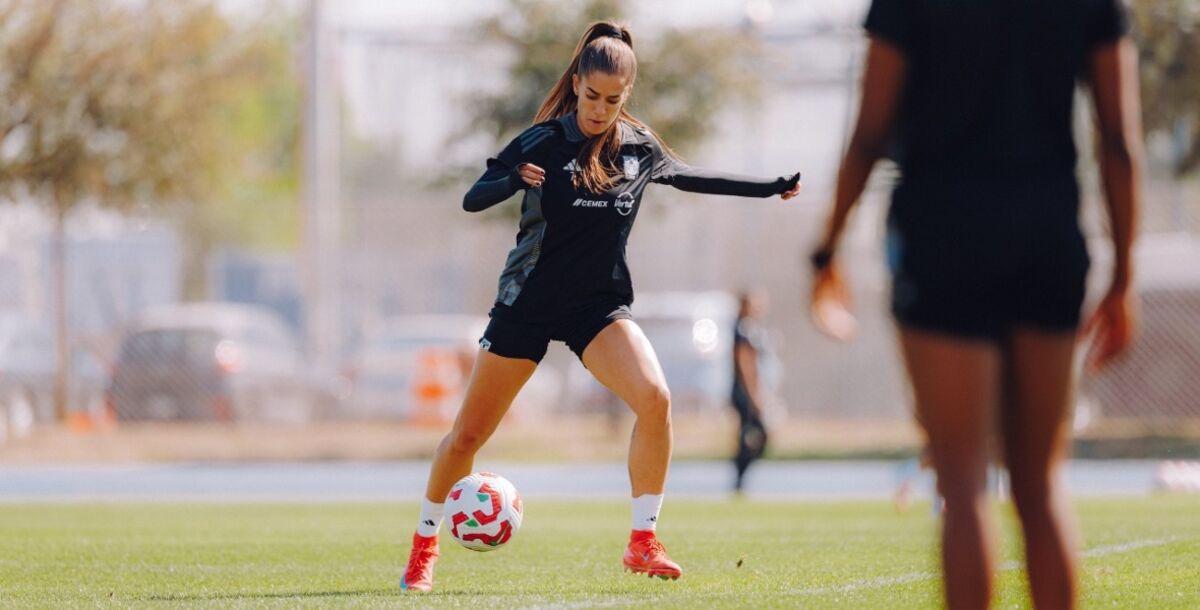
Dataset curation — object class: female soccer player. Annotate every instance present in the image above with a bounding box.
[401,21,801,592]
[809,1,1141,608]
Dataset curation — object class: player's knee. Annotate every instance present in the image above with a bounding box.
[448,426,490,456]
[933,463,988,502]
[1008,474,1054,516]
[938,484,988,518]
[631,385,671,422]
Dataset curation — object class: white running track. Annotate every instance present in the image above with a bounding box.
[0,459,1164,502]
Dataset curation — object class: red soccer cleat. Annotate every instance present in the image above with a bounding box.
[400,533,439,592]
[623,530,682,580]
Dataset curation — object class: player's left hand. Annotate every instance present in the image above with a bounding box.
[1081,286,1137,370]
[810,264,856,341]
[781,179,802,200]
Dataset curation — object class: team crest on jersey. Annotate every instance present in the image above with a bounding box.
[622,155,639,180]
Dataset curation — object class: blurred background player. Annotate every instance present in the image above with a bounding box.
[808,1,1142,609]
[893,444,934,514]
[731,289,773,494]
[400,20,801,592]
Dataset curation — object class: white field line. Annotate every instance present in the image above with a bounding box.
[528,537,1185,608]
[785,536,1183,597]
[1080,536,1181,558]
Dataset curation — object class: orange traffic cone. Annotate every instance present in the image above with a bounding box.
[408,348,462,427]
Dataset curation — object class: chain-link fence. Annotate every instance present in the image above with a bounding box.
[1,1,1198,458]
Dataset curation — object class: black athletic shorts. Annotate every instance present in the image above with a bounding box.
[479,301,633,363]
[886,176,1090,342]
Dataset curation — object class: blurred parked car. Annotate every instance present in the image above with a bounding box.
[340,315,487,421]
[563,291,741,414]
[107,302,324,422]
[340,314,562,421]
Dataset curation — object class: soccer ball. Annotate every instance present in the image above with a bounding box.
[445,472,523,551]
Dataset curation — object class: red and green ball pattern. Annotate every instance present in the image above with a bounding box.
[446,472,522,552]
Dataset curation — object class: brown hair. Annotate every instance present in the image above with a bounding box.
[534,21,675,193]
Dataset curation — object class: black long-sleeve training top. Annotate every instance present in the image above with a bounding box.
[465,112,800,318]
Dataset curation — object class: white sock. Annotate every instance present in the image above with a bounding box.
[416,498,444,537]
[631,493,663,531]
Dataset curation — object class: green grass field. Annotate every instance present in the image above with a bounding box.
[1,497,1197,608]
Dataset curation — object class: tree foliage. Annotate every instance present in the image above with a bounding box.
[1132,0,1200,175]
[470,0,761,159]
[203,14,302,251]
[0,0,302,303]
[0,0,299,219]
[2,0,226,207]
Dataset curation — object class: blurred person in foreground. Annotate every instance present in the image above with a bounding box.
[400,20,801,592]
[731,289,773,494]
[808,1,1141,608]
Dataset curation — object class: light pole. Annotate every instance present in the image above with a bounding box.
[304,0,342,377]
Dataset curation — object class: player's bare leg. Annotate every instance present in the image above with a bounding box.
[584,320,682,580]
[402,350,536,592]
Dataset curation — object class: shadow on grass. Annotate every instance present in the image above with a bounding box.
[144,588,396,602]
[144,586,674,602]
[146,588,590,602]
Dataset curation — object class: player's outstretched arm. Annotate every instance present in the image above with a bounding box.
[653,161,801,199]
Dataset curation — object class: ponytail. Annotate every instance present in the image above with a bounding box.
[533,21,677,193]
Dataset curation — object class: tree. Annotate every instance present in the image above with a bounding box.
[1132,0,1200,176]
[466,0,762,187]
[173,12,302,299]
[0,0,289,419]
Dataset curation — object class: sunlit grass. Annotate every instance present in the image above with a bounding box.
[0,497,1196,608]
